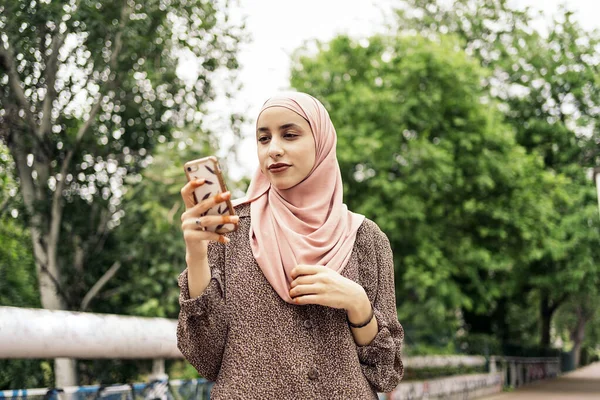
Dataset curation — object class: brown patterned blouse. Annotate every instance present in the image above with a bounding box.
[177,203,404,399]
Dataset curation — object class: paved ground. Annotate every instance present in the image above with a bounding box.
[481,362,600,400]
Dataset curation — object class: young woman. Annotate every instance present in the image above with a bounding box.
[177,92,403,398]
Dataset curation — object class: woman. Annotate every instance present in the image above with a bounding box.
[177,92,403,399]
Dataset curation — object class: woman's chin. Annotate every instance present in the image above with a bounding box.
[271,178,299,191]
[273,182,292,190]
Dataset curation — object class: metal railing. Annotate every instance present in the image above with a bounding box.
[489,355,560,389]
[0,379,213,400]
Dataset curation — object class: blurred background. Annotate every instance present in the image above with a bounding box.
[1,0,599,392]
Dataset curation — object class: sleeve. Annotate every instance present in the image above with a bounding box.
[176,240,228,381]
[356,226,404,393]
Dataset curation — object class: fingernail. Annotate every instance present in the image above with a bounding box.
[221,192,231,200]
[224,237,230,243]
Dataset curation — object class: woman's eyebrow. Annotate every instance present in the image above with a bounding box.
[279,123,302,131]
[256,123,303,135]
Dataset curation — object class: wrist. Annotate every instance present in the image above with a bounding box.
[186,250,208,269]
[346,286,372,325]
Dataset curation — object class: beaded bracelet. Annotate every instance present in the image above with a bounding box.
[347,303,374,329]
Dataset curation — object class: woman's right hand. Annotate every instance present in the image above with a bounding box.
[180,178,239,261]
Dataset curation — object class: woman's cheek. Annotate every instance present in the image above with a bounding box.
[257,151,265,174]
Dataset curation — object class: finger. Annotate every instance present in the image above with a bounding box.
[292,294,322,306]
[290,274,318,288]
[289,283,323,298]
[193,191,232,217]
[180,179,206,209]
[290,264,324,280]
[183,229,230,244]
[183,215,239,230]
[181,191,232,221]
[196,215,239,228]
[217,235,231,244]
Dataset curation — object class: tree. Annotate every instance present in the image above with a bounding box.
[290,34,555,351]
[396,0,600,350]
[0,143,53,390]
[553,196,600,366]
[0,0,243,385]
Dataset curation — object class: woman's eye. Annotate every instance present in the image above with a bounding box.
[284,133,298,139]
[258,136,270,143]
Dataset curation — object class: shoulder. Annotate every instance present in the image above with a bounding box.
[354,216,394,266]
[356,217,390,246]
[353,216,394,297]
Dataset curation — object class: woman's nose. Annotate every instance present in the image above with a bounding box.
[268,139,284,158]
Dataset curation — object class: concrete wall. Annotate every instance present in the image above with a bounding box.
[382,372,504,400]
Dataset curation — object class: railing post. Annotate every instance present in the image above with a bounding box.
[518,362,524,387]
[150,358,168,380]
[490,356,497,374]
[510,361,517,388]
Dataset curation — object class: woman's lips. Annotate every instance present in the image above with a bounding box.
[269,165,290,174]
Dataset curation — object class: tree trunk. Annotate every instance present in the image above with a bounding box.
[38,254,78,386]
[572,341,583,368]
[571,307,587,368]
[540,293,552,348]
[10,133,78,387]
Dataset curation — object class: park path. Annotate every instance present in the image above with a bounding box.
[480,362,600,400]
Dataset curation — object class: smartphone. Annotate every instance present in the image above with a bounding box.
[184,156,237,234]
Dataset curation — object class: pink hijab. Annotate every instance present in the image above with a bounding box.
[234,92,365,303]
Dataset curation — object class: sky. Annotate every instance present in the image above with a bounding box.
[204,0,600,181]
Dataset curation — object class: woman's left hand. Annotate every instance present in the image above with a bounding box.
[289,264,368,313]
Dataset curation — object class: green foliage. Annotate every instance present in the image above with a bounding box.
[403,0,600,165]
[0,0,244,386]
[77,359,151,385]
[0,360,53,390]
[0,145,38,308]
[87,133,213,319]
[0,0,245,306]
[0,217,38,307]
[167,360,201,380]
[396,0,600,350]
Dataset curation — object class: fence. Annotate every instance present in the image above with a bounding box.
[384,372,504,400]
[1,355,562,400]
[0,379,213,400]
[0,306,562,399]
[490,355,561,389]
[380,355,561,399]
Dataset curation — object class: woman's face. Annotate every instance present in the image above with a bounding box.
[256,106,316,190]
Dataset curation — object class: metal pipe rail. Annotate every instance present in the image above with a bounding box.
[0,306,182,359]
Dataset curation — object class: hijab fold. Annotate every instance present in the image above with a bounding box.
[235,92,365,303]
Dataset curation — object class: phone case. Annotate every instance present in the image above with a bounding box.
[184,156,237,234]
